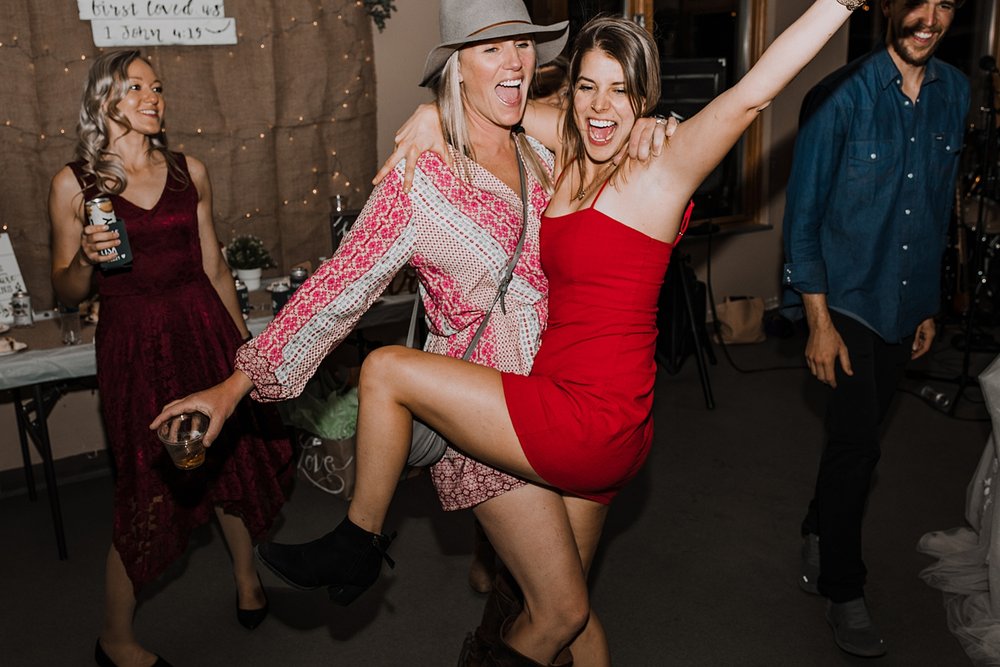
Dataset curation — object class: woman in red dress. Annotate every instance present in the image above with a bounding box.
[50,50,291,667]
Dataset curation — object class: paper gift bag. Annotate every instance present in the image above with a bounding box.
[714,296,766,344]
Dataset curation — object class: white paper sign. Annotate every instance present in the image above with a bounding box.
[0,234,27,325]
[91,17,237,46]
[78,1,227,20]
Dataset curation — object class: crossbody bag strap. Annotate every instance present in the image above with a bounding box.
[405,134,531,361]
[459,136,529,360]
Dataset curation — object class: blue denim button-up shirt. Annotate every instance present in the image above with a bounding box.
[782,48,969,343]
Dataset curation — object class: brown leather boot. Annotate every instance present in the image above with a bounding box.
[458,567,524,666]
[484,618,573,667]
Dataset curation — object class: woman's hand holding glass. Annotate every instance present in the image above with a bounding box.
[150,371,255,446]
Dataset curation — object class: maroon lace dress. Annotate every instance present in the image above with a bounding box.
[69,154,292,590]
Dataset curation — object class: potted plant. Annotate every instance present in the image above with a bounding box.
[226,235,276,290]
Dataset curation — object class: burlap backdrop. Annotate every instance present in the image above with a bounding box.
[1,0,377,310]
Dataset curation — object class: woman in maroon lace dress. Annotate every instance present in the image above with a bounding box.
[49,50,292,667]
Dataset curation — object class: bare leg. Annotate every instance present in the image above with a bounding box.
[99,546,159,667]
[469,518,497,594]
[256,347,562,609]
[474,484,592,663]
[349,346,543,534]
[563,496,611,667]
[215,507,266,611]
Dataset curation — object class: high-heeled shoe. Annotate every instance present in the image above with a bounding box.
[254,516,395,605]
[236,582,269,630]
[94,639,173,667]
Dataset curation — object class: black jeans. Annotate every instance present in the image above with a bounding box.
[801,312,914,603]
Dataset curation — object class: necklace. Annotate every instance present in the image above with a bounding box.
[573,164,616,202]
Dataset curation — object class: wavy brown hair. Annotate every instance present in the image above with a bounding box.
[74,49,184,195]
[561,17,660,189]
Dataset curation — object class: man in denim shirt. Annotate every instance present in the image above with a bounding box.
[782,0,969,658]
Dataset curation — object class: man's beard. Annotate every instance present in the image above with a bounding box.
[889,22,941,67]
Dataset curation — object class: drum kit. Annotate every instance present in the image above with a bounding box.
[952,164,1000,324]
[947,56,1000,328]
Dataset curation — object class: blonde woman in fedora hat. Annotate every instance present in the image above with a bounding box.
[153,0,673,664]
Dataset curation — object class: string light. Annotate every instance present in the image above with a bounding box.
[4,5,379,249]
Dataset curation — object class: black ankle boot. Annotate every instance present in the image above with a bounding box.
[254,516,395,605]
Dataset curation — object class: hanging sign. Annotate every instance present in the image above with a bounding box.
[78,1,238,46]
[0,233,28,325]
[90,18,237,46]
[77,1,227,19]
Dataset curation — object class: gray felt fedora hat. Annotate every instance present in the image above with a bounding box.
[419,0,569,87]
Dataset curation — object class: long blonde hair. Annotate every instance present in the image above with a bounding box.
[74,49,184,195]
[561,18,660,190]
[435,48,554,194]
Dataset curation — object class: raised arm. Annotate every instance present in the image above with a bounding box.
[661,0,856,198]
[521,99,564,151]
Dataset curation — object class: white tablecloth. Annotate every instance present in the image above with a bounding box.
[0,293,415,392]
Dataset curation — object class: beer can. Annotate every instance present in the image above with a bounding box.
[234,279,250,319]
[289,267,308,292]
[11,288,33,328]
[85,196,133,270]
[271,283,291,315]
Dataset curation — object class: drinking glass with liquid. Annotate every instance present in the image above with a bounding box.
[157,411,209,469]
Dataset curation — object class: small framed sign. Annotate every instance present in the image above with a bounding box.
[0,233,28,325]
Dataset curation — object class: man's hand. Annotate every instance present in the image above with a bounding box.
[805,323,852,388]
[623,115,678,164]
[802,294,852,387]
[911,318,936,360]
[373,103,447,192]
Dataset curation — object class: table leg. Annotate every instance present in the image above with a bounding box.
[11,388,38,502]
[30,384,68,560]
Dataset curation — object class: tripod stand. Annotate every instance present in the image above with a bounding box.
[655,232,717,410]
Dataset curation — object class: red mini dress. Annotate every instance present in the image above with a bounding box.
[502,182,692,504]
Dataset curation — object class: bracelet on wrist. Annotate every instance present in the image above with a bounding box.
[836,0,866,10]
